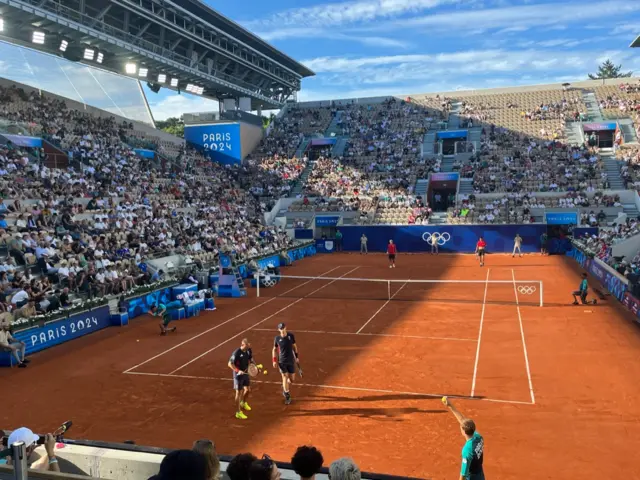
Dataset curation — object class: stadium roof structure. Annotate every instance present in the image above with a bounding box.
[632,35,640,48]
[0,0,314,110]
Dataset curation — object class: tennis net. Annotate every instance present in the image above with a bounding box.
[255,274,544,307]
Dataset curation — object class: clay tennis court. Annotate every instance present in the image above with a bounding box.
[2,253,640,479]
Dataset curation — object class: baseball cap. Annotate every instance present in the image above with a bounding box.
[8,427,38,447]
[277,323,286,330]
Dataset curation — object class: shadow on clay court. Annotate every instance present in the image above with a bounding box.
[287,406,445,419]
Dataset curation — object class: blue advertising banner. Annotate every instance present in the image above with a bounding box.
[2,134,43,148]
[184,123,241,165]
[127,287,173,318]
[436,130,468,139]
[546,212,578,225]
[310,138,337,146]
[431,172,459,182]
[588,258,628,302]
[338,225,546,253]
[316,216,340,227]
[294,229,314,239]
[134,148,155,159]
[583,122,617,132]
[622,292,640,325]
[11,306,110,357]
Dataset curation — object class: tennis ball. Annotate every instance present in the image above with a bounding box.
[263,370,268,375]
[441,396,448,405]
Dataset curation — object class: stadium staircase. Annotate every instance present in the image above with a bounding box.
[565,120,584,146]
[448,102,462,129]
[468,126,482,144]
[415,179,429,198]
[601,150,626,190]
[422,131,436,156]
[582,91,604,122]
[332,136,349,157]
[324,110,344,137]
[618,118,639,144]
[458,178,474,195]
[428,212,448,225]
[295,136,310,158]
[290,157,316,196]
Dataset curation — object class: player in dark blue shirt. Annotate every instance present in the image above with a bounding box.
[272,322,299,405]
[228,338,256,420]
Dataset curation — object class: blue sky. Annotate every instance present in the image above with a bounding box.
[145,0,640,119]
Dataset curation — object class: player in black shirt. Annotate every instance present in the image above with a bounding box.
[228,338,256,420]
[272,322,299,405]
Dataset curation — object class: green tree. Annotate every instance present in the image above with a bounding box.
[156,116,184,137]
[588,60,633,80]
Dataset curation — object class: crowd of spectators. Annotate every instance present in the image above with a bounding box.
[0,85,298,331]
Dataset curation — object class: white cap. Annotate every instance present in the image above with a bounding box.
[8,427,38,447]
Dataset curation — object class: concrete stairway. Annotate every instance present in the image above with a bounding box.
[415,179,429,198]
[565,120,584,146]
[324,110,344,137]
[601,150,625,190]
[422,131,436,156]
[294,137,310,158]
[290,158,316,196]
[582,91,603,122]
[332,136,349,157]
[458,178,473,195]
[618,119,639,144]
[428,212,448,225]
[441,157,455,172]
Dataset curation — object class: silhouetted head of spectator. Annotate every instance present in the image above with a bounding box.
[329,458,361,480]
[227,453,257,480]
[192,439,220,480]
[249,455,280,480]
[291,446,324,480]
[149,449,207,480]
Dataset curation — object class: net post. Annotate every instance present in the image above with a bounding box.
[539,281,543,307]
[387,281,391,300]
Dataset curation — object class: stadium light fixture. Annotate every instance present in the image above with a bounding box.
[170,77,179,87]
[96,52,104,64]
[59,40,69,52]
[83,48,95,61]
[32,31,45,45]
[185,83,195,92]
[195,86,204,95]
[157,74,166,84]
[0,17,5,33]
[138,67,148,78]
[125,63,137,74]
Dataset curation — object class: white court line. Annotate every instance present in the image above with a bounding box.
[252,328,475,342]
[168,267,360,375]
[122,265,344,374]
[470,268,490,398]
[124,371,534,405]
[355,280,409,334]
[512,269,536,405]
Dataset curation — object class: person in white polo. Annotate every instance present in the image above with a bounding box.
[4,427,60,471]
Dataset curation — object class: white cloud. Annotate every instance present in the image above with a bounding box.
[245,0,460,30]
[385,1,640,32]
[147,93,219,121]
[257,28,411,49]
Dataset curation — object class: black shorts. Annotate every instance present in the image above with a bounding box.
[573,290,587,298]
[478,248,485,257]
[388,254,396,260]
[279,362,295,375]
[233,374,250,390]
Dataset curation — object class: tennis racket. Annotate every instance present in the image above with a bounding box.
[296,360,303,377]
[248,364,258,377]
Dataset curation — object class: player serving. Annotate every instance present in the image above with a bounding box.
[273,322,299,405]
[387,240,397,268]
[475,236,487,267]
[228,338,258,420]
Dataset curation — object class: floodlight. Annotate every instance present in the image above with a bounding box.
[170,78,179,87]
[138,67,148,78]
[0,17,4,33]
[96,52,104,64]
[185,83,195,92]
[157,74,166,83]
[83,48,95,60]
[59,40,68,52]
[32,31,45,45]
[125,63,137,74]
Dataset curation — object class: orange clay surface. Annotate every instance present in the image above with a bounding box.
[2,253,640,479]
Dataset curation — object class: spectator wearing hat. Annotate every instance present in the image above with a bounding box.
[3,428,59,471]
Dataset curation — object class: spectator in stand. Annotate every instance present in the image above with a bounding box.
[192,439,221,480]
[291,446,324,480]
[148,449,207,480]
[227,453,258,480]
[249,455,280,480]
[0,323,29,367]
[329,458,361,480]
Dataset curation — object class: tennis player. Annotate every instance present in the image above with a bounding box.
[150,300,183,335]
[272,322,298,405]
[387,240,397,268]
[475,237,487,267]
[442,397,485,480]
[572,273,597,305]
[228,338,257,420]
[540,232,548,255]
[512,234,523,258]
[431,233,439,255]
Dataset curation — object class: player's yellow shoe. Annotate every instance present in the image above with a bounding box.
[241,402,252,411]
[235,411,248,420]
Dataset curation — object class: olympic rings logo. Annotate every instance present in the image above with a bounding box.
[517,286,536,295]
[421,232,451,246]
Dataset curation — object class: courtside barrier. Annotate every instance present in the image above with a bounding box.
[337,225,547,253]
[235,243,316,279]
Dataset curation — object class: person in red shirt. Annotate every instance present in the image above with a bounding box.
[475,237,487,267]
[387,240,397,268]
